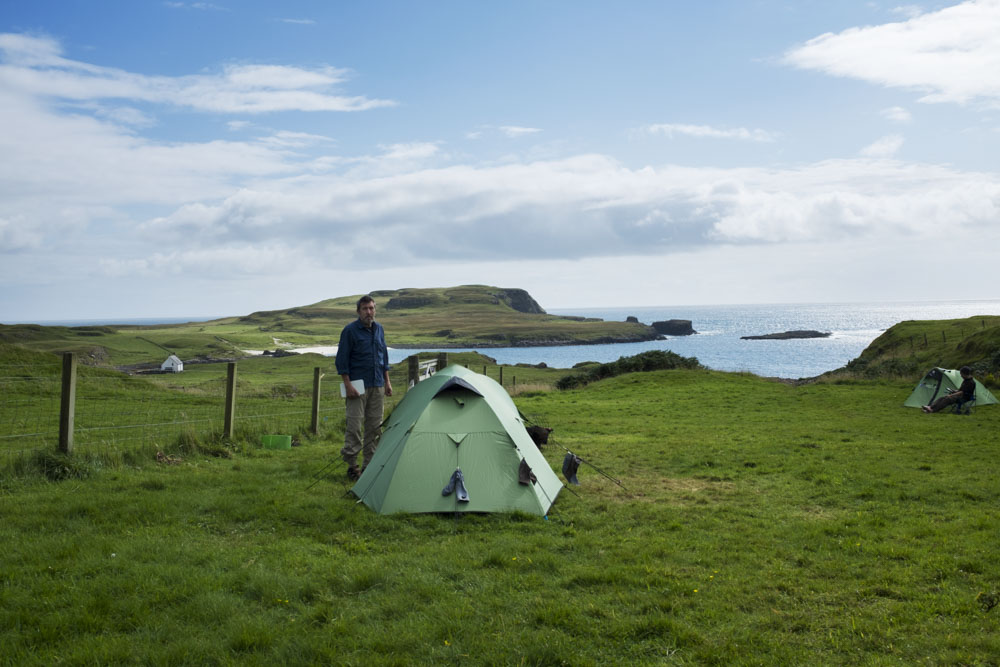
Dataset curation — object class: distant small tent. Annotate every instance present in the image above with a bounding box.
[903,367,998,408]
[351,364,563,515]
[160,355,184,373]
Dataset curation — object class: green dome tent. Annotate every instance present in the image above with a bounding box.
[903,367,998,408]
[351,364,563,515]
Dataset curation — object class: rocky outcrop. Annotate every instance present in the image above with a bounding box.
[625,316,639,323]
[741,330,831,340]
[385,296,440,310]
[496,288,545,314]
[652,319,697,336]
[262,349,297,357]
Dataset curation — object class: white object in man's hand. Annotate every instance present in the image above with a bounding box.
[341,379,365,398]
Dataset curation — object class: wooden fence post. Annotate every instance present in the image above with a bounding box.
[499,366,503,386]
[224,362,237,439]
[408,355,419,387]
[58,352,76,455]
[311,367,322,435]
[437,352,448,371]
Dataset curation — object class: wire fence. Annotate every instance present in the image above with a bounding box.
[0,351,457,476]
[0,356,345,472]
[0,358,63,465]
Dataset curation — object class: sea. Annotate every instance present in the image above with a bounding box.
[14,300,1000,379]
[388,300,1000,379]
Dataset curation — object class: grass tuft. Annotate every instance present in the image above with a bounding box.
[32,450,92,481]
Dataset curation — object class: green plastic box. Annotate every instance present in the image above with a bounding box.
[261,435,292,450]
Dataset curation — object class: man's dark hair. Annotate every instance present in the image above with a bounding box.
[960,365,972,375]
[356,295,375,311]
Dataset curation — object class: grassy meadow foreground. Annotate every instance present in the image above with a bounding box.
[3,357,999,664]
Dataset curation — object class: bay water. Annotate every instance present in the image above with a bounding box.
[390,300,1000,379]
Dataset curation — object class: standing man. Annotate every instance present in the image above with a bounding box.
[336,295,392,480]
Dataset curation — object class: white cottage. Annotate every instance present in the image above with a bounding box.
[160,354,184,373]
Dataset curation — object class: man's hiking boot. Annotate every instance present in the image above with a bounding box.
[347,466,360,481]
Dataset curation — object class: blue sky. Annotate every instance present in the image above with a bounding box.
[2,0,999,320]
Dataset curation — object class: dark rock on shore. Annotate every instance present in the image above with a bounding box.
[625,316,639,323]
[262,349,297,357]
[652,319,697,336]
[498,288,545,314]
[741,330,832,340]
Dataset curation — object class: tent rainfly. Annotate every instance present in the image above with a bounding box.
[351,364,563,515]
[903,367,998,408]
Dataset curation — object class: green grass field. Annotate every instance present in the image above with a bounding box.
[3,348,999,664]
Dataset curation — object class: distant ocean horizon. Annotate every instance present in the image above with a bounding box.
[4,316,224,327]
[8,299,1000,379]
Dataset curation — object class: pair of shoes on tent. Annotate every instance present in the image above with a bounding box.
[347,466,360,481]
[441,467,470,502]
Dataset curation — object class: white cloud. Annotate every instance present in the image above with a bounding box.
[0,33,395,113]
[255,130,335,149]
[99,106,157,127]
[466,125,542,139]
[784,0,1000,107]
[880,106,912,123]
[131,154,1000,271]
[860,134,905,157]
[891,5,925,19]
[279,18,316,25]
[0,88,304,243]
[2,33,996,279]
[3,29,999,317]
[164,2,228,11]
[0,215,44,251]
[642,123,778,142]
[98,243,303,278]
[499,125,542,138]
[378,142,440,160]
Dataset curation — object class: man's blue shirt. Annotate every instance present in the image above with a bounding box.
[335,319,388,388]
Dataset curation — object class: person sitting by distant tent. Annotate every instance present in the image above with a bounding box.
[923,366,975,413]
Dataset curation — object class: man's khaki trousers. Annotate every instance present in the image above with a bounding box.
[341,386,384,469]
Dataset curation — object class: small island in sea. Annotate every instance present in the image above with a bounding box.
[740,330,832,340]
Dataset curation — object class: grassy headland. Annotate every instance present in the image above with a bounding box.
[0,285,658,369]
[822,315,1000,386]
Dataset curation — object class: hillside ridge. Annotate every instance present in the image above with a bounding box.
[0,285,659,366]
